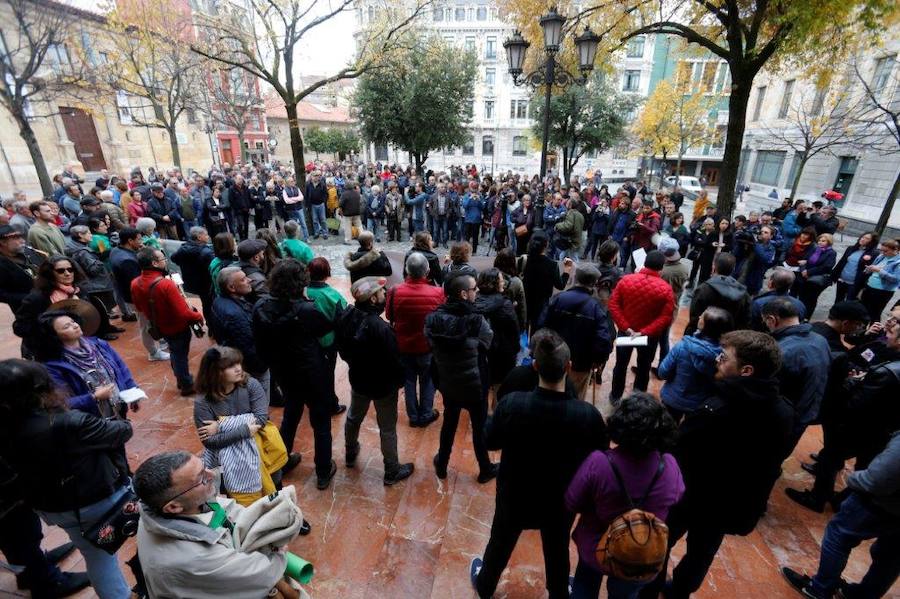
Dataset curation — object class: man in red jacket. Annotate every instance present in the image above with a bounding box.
[131,247,204,395]
[608,250,675,403]
[386,252,445,427]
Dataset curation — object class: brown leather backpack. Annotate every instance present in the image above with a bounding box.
[595,454,669,581]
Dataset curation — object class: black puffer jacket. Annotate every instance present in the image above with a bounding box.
[475,292,520,385]
[404,248,443,286]
[252,296,332,379]
[171,240,214,297]
[425,300,493,403]
[335,302,405,397]
[4,409,132,513]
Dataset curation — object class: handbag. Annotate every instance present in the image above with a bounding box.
[515,224,529,237]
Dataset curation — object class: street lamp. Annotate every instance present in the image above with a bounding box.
[504,8,600,228]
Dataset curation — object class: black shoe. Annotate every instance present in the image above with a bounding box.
[785,488,826,513]
[316,460,337,490]
[781,567,823,598]
[346,442,360,468]
[477,463,499,484]
[801,462,819,476]
[384,463,414,485]
[650,366,660,378]
[630,365,638,374]
[110,325,127,333]
[45,541,76,565]
[28,571,92,597]
[810,452,820,462]
[299,519,312,536]
[99,333,119,341]
[422,409,440,427]
[122,313,138,322]
[179,385,196,397]
[332,404,347,416]
[433,454,447,480]
[282,452,302,473]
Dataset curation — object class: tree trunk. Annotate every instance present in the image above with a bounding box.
[285,102,307,188]
[788,157,809,202]
[413,152,424,176]
[237,130,246,162]
[562,145,571,184]
[876,168,900,236]
[675,150,683,185]
[717,78,752,218]
[167,125,182,169]
[17,111,53,197]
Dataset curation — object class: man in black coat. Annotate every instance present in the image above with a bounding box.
[336,276,414,486]
[0,225,43,314]
[641,330,795,599]
[343,231,392,283]
[148,183,181,240]
[684,253,751,336]
[171,226,215,322]
[472,329,607,599]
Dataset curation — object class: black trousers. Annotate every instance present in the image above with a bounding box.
[235,212,250,240]
[465,223,481,254]
[275,370,333,477]
[476,506,573,599]
[0,503,65,594]
[639,503,726,599]
[610,335,659,400]
[436,398,491,472]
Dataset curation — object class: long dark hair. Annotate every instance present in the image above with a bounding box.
[0,359,65,436]
[34,255,86,295]
[526,232,549,259]
[213,232,236,260]
[31,310,82,362]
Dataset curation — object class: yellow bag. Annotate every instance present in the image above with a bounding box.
[230,422,288,507]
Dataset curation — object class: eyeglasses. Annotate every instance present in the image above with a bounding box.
[163,468,215,506]
[54,267,75,274]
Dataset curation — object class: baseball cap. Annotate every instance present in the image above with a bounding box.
[0,225,23,239]
[351,276,387,302]
[657,237,681,261]
[237,239,267,261]
[828,300,870,322]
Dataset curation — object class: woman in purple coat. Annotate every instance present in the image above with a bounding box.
[566,392,685,599]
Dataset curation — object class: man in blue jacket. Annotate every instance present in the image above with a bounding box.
[405,181,429,234]
[462,187,486,254]
[750,268,806,330]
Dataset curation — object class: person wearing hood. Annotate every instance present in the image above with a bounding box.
[659,307,734,423]
[684,253,750,336]
[131,247,204,396]
[252,258,336,490]
[474,268,521,402]
[133,451,296,599]
[404,231,443,286]
[657,237,690,368]
[761,297,832,451]
[335,276,415,486]
[171,226,214,321]
[236,239,269,303]
[643,330,795,599]
[426,274,498,484]
[343,230,392,284]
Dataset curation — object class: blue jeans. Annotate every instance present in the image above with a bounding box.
[399,353,434,423]
[413,219,425,233]
[311,203,327,237]
[288,209,309,240]
[165,328,194,389]
[434,216,448,246]
[38,486,132,599]
[367,217,380,239]
[570,558,647,599]
[809,493,900,598]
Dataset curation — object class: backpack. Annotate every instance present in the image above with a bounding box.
[595,454,669,582]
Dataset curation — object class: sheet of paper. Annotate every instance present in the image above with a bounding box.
[616,335,649,347]
[120,387,147,404]
[632,248,647,271]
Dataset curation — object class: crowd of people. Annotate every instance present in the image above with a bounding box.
[0,157,899,599]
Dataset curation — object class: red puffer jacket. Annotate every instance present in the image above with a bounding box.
[386,278,445,354]
[131,270,204,337]
[608,268,674,338]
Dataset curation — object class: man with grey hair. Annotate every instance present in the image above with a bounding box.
[9,200,34,236]
[171,226,214,321]
[133,451,297,599]
[537,263,613,401]
[750,266,806,330]
[99,189,127,231]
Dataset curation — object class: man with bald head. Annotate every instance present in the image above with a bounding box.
[750,267,806,330]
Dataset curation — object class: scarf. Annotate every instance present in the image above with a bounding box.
[63,337,120,413]
[50,284,78,303]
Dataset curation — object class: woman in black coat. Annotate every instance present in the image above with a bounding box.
[203,184,229,236]
[521,233,573,334]
[686,218,716,288]
[404,231,443,285]
[831,231,880,302]
[474,268,520,396]
[698,217,733,284]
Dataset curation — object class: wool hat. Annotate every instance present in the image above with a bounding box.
[237,239,267,261]
[351,276,387,302]
[658,237,681,261]
[828,300,870,322]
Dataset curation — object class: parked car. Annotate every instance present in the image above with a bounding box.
[665,175,704,194]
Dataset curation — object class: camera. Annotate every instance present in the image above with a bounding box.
[191,322,206,339]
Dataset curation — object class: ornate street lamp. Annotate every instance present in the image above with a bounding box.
[504,8,600,228]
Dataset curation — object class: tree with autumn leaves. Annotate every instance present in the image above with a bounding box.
[500,0,899,217]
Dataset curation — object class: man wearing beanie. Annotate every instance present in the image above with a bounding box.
[335,276,414,485]
[608,250,675,404]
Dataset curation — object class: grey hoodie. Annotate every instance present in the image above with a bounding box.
[848,431,900,517]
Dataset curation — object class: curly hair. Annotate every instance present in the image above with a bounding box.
[607,392,677,455]
[34,255,86,295]
[449,241,471,264]
[267,258,310,299]
[0,359,65,439]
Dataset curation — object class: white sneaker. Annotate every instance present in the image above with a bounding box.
[149,350,170,361]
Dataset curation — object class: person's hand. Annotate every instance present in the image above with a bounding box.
[867,321,884,336]
[867,264,883,273]
[198,420,219,440]
[562,257,574,272]
[93,384,116,402]
[625,328,641,337]
[248,422,262,436]
[163,215,171,222]
[271,579,300,599]
[129,400,141,413]
[798,260,807,266]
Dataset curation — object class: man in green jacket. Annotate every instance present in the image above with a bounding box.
[554,198,585,260]
[27,201,66,255]
[306,257,348,416]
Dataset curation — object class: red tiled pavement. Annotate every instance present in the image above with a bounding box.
[1,276,897,599]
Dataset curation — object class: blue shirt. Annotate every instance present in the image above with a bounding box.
[868,254,900,291]
[840,249,865,283]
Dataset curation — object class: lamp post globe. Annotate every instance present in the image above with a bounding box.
[574,27,601,75]
[539,7,566,52]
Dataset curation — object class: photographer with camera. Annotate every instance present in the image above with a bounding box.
[733,225,777,295]
[131,247,205,396]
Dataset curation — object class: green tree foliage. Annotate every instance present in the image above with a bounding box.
[304,127,359,159]
[530,76,636,183]
[354,35,478,174]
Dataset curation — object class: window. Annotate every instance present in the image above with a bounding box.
[701,62,717,93]
[752,85,767,121]
[433,7,444,21]
[375,144,388,161]
[463,135,474,155]
[485,68,495,87]
[467,7,473,20]
[455,7,465,20]
[47,43,70,73]
[751,150,786,186]
[613,144,629,160]
[466,99,474,120]
[443,35,455,45]
[485,37,496,59]
[187,109,198,124]
[737,147,752,183]
[116,91,132,125]
[625,36,644,58]
[811,86,827,116]
[510,99,527,119]
[484,100,494,120]
[622,70,640,92]
[230,69,246,96]
[872,55,896,93]
[444,145,455,155]
[778,80,795,118]
[368,6,374,21]
[482,135,494,155]
[476,6,487,20]
[512,136,527,156]
[465,36,475,52]
[833,156,858,196]
[786,151,806,187]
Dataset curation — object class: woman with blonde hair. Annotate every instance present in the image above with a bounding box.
[691,189,710,223]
